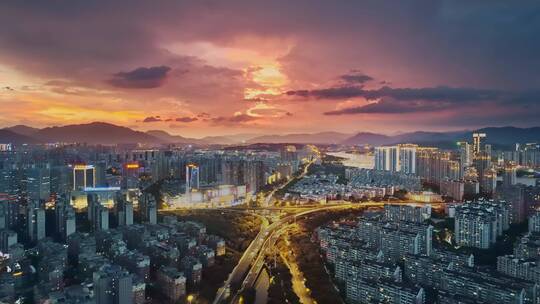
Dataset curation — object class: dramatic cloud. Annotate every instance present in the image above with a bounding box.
[108,66,171,89]
[287,86,503,102]
[246,103,290,118]
[340,72,373,84]
[325,98,451,115]
[142,116,162,122]
[175,116,198,123]
[211,114,258,125]
[321,88,540,116]
[1,1,540,134]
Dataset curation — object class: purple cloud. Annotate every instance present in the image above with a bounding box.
[211,114,258,125]
[108,66,171,89]
[142,116,162,122]
[175,116,198,123]
[340,72,373,84]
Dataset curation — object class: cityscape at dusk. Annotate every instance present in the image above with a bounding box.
[1,1,540,304]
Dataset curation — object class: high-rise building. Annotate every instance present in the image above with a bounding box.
[25,167,51,202]
[55,200,76,240]
[0,194,18,229]
[122,162,140,190]
[457,141,473,178]
[484,144,492,157]
[185,164,199,194]
[222,159,244,186]
[92,204,109,232]
[281,145,298,162]
[528,211,540,233]
[457,142,472,167]
[374,146,400,172]
[64,207,76,240]
[0,229,17,252]
[519,143,540,168]
[116,196,133,226]
[482,168,497,195]
[87,193,99,222]
[415,148,459,184]
[93,264,133,304]
[503,164,517,187]
[50,166,72,196]
[73,164,95,190]
[473,151,492,190]
[439,179,465,201]
[472,132,486,155]
[139,193,157,224]
[27,201,46,242]
[398,144,417,174]
[496,185,527,224]
[0,168,19,196]
[454,200,509,249]
[244,160,265,193]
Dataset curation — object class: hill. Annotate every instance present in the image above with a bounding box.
[34,122,161,144]
[4,125,40,137]
[342,127,540,147]
[0,129,40,144]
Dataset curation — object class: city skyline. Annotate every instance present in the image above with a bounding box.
[1,1,540,137]
[1,3,540,303]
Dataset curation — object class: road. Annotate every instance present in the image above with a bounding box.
[264,158,314,207]
[229,203,375,303]
[213,159,316,304]
[280,230,315,304]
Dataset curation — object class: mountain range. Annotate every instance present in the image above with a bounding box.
[1,122,539,147]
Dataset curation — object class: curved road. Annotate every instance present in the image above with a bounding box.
[213,159,316,304]
[227,203,379,304]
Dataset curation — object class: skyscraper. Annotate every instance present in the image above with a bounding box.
[92,204,109,231]
[25,167,51,201]
[0,194,18,229]
[374,146,400,172]
[503,164,517,187]
[0,229,17,252]
[281,145,298,162]
[116,195,133,226]
[73,164,95,190]
[139,193,157,224]
[95,161,108,187]
[27,201,46,242]
[185,164,199,194]
[473,151,492,190]
[244,160,265,193]
[122,162,140,190]
[50,165,71,196]
[55,200,76,240]
[398,144,417,174]
[472,132,486,155]
[415,148,458,184]
[457,141,473,178]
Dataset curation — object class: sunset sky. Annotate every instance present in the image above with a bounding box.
[1,1,539,137]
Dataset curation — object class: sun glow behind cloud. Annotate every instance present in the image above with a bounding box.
[244,64,288,100]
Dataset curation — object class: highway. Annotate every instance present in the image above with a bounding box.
[213,159,316,304]
[212,153,406,303]
[229,203,374,303]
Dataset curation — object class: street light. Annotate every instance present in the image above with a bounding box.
[187,294,194,304]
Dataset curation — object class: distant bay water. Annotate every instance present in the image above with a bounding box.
[327,151,374,169]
